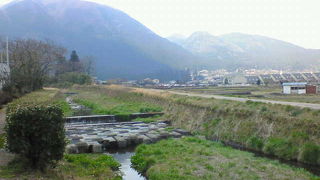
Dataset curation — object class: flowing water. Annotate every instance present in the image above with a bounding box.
[107,148,145,180]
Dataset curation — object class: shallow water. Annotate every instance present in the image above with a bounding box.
[108,149,145,180]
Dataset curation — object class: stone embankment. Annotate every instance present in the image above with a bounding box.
[65,121,190,154]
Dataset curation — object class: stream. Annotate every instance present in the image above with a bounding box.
[107,148,145,180]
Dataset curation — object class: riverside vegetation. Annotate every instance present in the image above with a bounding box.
[1,86,319,179]
[131,137,318,180]
[0,89,121,179]
[72,85,320,167]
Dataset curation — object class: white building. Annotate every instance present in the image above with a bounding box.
[282,82,307,94]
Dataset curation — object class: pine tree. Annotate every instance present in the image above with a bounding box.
[70,50,79,62]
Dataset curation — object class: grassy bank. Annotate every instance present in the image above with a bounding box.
[70,86,162,116]
[0,154,121,179]
[132,137,318,180]
[6,88,72,116]
[1,88,121,179]
[73,85,320,166]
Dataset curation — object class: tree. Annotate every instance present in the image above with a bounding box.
[5,105,66,170]
[70,50,79,62]
[69,50,84,72]
[257,79,261,86]
[82,56,95,75]
[224,78,229,85]
[2,39,66,94]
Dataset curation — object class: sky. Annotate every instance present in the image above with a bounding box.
[0,0,319,49]
[89,0,320,49]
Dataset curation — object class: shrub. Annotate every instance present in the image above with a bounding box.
[0,134,5,149]
[298,143,320,165]
[263,137,298,160]
[5,105,66,170]
[247,136,264,150]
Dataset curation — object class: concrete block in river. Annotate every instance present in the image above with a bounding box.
[170,131,182,138]
[138,135,152,144]
[88,143,103,153]
[174,129,191,135]
[66,144,78,154]
[114,136,128,148]
[76,142,89,153]
[145,133,161,143]
[159,131,170,139]
[101,137,117,149]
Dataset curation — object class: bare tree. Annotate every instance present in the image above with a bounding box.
[82,56,95,75]
[2,38,66,94]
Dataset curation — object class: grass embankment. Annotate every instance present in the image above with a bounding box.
[70,86,162,119]
[0,154,121,179]
[131,137,318,180]
[74,85,320,166]
[6,88,72,116]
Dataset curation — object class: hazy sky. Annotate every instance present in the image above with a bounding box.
[89,0,320,49]
[1,0,319,48]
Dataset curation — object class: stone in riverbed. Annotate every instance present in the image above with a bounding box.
[145,133,161,143]
[138,135,152,144]
[76,142,88,153]
[169,131,182,138]
[101,137,117,149]
[66,144,78,154]
[174,129,191,135]
[114,136,128,148]
[88,143,103,153]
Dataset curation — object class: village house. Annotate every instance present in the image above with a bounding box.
[282,82,317,94]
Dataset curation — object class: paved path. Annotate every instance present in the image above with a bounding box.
[162,90,320,110]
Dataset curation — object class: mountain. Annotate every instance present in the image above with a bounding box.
[168,32,320,70]
[0,0,198,80]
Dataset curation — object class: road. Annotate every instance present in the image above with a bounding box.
[164,91,320,110]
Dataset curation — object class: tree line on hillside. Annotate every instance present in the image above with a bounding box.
[0,37,94,105]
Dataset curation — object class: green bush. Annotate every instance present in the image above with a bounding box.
[247,136,264,150]
[0,134,5,149]
[5,105,66,170]
[263,137,298,160]
[298,143,320,165]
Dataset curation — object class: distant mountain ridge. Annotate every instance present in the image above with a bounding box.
[168,32,320,71]
[0,0,198,80]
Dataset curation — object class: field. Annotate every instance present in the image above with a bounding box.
[132,137,318,180]
[174,86,320,104]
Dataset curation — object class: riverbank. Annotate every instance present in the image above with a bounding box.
[132,137,319,180]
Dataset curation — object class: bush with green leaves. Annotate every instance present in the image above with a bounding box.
[5,105,66,170]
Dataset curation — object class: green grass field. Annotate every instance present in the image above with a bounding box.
[132,137,319,180]
[0,154,121,180]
